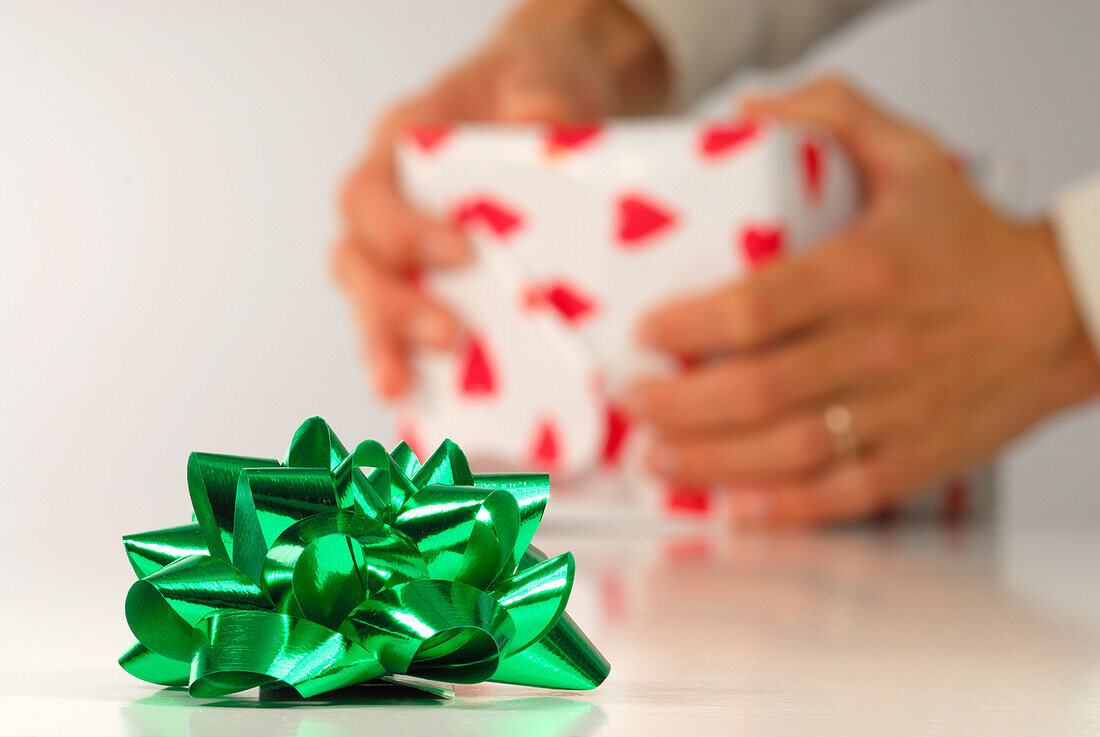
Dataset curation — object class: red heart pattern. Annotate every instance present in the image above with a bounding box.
[545,123,603,155]
[616,194,677,246]
[457,333,497,397]
[452,197,524,240]
[801,138,824,202]
[600,402,630,466]
[403,120,863,519]
[530,418,561,470]
[542,280,598,324]
[663,485,712,515]
[698,120,760,159]
[406,125,451,153]
[740,224,785,268]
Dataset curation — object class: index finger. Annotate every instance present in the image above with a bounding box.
[341,153,470,270]
[638,233,888,356]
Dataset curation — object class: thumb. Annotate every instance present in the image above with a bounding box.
[741,76,937,189]
[495,78,583,124]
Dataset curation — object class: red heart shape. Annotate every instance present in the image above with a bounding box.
[617,194,677,246]
[698,120,760,158]
[663,485,712,514]
[457,334,497,397]
[740,225,785,268]
[600,402,631,466]
[452,197,524,240]
[406,125,451,153]
[801,138,824,202]
[529,418,561,470]
[545,123,603,155]
[534,280,598,324]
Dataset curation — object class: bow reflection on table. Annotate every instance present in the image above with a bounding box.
[120,687,607,737]
[119,417,609,699]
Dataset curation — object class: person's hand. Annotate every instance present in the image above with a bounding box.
[628,77,1100,526]
[332,0,667,398]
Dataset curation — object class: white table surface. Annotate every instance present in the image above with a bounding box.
[3,521,1098,737]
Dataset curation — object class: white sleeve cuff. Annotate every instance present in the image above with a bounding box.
[1053,172,1100,352]
[618,0,889,109]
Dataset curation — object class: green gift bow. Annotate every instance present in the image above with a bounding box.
[119,417,609,698]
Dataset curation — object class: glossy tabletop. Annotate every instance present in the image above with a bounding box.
[2,521,1098,736]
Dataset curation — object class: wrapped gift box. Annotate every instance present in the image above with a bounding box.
[394,119,990,527]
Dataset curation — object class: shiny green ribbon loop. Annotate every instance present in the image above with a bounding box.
[120,417,609,698]
[285,417,389,519]
[262,510,426,627]
[189,610,385,698]
[348,579,515,683]
[394,485,520,590]
[187,453,280,561]
[125,554,271,661]
[491,551,575,654]
[471,473,551,568]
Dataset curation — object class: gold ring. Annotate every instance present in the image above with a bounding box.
[823,403,859,456]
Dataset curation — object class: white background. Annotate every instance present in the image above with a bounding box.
[2,0,1100,669]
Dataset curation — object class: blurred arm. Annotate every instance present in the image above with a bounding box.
[1054,173,1100,355]
[620,0,890,107]
[498,0,673,115]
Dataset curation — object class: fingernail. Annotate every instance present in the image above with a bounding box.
[729,491,772,525]
[410,311,454,347]
[421,234,468,265]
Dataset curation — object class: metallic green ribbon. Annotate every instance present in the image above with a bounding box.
[120,417,610,698]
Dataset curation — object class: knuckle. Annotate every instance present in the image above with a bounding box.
[733,365,779,421]
[894,133,948,180]
[816,77,864,131]
[728,285,772,344]
[369,220,415,266]
[868,325,908,375]
[851,463,889,504]
[812,75,858,102]
[789,421,831,469]
[852,247,902,302]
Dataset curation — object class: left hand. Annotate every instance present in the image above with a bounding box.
[627,77,1100,526]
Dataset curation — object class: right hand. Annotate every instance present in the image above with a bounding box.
[332,0,668,399]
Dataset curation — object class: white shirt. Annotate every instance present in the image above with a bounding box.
[622,0,1100,351]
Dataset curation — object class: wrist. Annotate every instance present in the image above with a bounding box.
[498,0,670,115]
[1027,218,1100,409]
